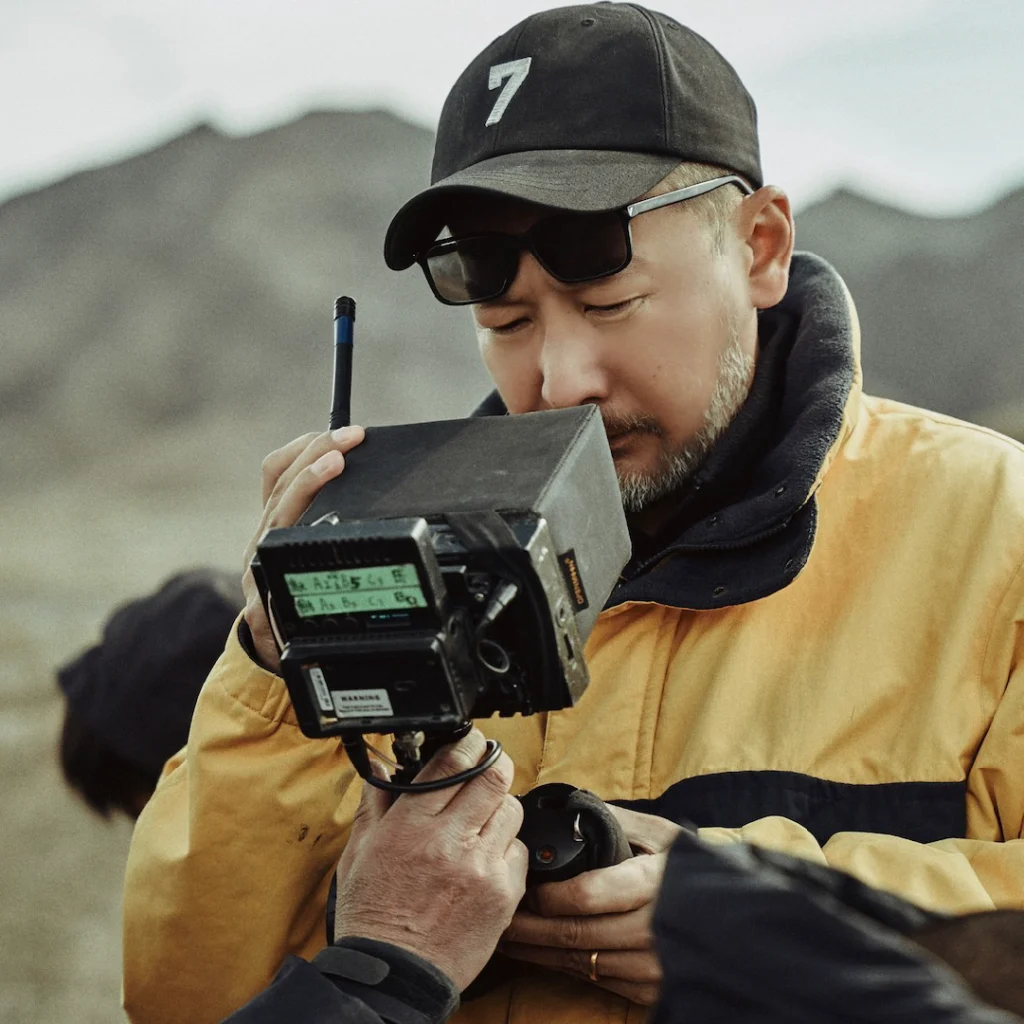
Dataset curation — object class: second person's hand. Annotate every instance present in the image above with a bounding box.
[333,728,529,992]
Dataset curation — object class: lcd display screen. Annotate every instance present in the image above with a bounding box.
[285,564,427,617]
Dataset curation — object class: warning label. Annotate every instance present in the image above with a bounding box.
[331,688,394,719]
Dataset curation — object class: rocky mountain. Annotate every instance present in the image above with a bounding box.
[0,109,492,492]
[1,111,1020,499]
[796,186,1024,427]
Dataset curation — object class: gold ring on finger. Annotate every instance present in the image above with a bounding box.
[588,950,600,982]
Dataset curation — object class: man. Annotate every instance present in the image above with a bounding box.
[57,568,242,818]
[122,5,1024,1023]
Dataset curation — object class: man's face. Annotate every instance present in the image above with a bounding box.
[458,194,759,511]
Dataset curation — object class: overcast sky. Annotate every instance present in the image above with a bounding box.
[2,0,1022,213]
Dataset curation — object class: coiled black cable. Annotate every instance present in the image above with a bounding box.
[343,735,504,794]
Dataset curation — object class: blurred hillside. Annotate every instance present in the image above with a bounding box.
[796,186,1024,429]
[0,109,493,492]
[0,109,1021,1023]
[2,109,1023,494]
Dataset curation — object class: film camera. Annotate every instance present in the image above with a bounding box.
[252,405,630,797]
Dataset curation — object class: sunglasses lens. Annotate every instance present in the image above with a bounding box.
[532,211,629,282]
[421,212,630,304]
[423,237,518,304]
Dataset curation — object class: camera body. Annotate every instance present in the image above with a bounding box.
[253,406,630,743]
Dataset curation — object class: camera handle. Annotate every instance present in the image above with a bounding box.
[461,784,633,1002]
[518,783,633,883]
[342,730,504,795]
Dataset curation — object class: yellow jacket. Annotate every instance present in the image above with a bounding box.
[122,255,1024,1024]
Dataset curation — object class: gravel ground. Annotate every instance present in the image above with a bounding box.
[0,419,264,1023]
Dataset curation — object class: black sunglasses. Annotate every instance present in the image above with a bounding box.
[417,174,753,306]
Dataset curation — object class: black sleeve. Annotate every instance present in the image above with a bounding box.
[221,956,387,1024]
[315,937,460,1024]
[222,939,460,1024]
[650,833,1019,1024]
[236,617,281,676]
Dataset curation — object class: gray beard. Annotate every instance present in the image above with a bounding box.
[617,335,755,513]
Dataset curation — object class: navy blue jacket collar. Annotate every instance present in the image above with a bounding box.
[474,252,857,610]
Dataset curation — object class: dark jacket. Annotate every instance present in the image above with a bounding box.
[223,936,459,1024]
[652,833,1022,1023]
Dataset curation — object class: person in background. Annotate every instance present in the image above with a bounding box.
[57,568,243,818]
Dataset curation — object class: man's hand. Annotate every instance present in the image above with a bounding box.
[241,426,366,672]
[501,804,682,1005]
[333,729,529,992]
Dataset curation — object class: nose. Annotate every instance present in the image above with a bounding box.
[538,319,611,410]
[508,258,609,410]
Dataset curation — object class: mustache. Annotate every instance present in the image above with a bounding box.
[602,412,663,439]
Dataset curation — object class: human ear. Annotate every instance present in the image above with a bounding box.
[735,186,794,309]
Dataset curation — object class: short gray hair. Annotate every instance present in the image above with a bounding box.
[642,160,747,252]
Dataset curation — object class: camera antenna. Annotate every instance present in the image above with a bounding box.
[321,296,509,795]
[330,296,355,430]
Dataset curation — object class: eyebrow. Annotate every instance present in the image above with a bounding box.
[478,295,522,311]
[480,256,657,306]
[623,253,651,271]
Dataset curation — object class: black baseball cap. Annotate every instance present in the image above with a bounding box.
[385,2,761,271]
